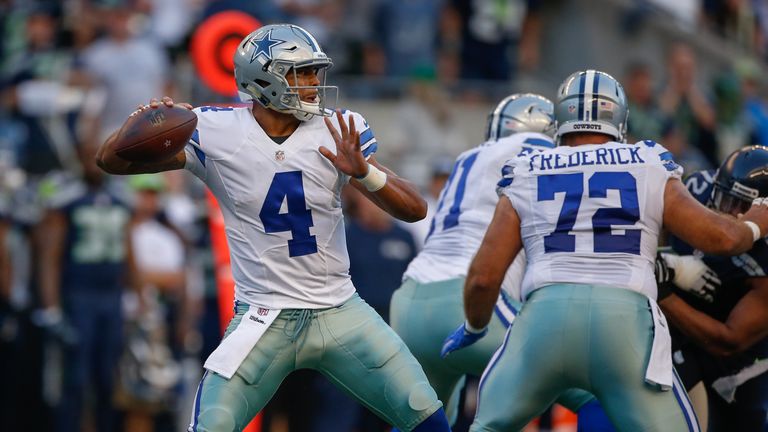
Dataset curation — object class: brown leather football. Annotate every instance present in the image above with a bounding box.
[114,105,198,162]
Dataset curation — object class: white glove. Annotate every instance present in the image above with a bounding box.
[661,253,720,302]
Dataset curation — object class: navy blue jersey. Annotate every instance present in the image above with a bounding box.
[669,170,768,398]
[56,184,131,292]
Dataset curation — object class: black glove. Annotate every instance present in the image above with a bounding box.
[655,252,676,301]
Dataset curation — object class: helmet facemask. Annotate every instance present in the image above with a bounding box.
[275,60,337,121]
[711,183,755,216]
[709,145,768,216]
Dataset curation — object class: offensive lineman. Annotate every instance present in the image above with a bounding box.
[96,24,451,432]
[441,69,768,431]
[390,93,593,424]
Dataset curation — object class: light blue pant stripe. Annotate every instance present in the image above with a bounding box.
[672,369,700,432]
[189,370,208,432]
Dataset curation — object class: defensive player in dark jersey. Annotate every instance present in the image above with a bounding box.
[657,145,768,431]
[38,145,134,432]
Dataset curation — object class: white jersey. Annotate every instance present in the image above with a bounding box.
[404,132,555,298]
[498,140,683,300]
[183,106,378,309]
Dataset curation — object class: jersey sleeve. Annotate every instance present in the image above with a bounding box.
[345,110,378,160]
[638,140,684,180]
[496,156,524,197]
[183,127,207,181]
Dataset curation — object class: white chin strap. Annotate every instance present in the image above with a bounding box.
[293,110,315,121]
[238,91,327,122]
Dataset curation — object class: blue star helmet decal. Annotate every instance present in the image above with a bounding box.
[249,29,285,64]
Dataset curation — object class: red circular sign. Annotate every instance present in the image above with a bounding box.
[191,11,261,97]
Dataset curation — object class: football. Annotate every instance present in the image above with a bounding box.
[114,105,198,162]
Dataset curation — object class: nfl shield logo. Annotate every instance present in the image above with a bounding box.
[568,105,576,113]
[257,307,269,316]
[275,150,285,161]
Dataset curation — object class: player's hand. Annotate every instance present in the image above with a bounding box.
[662,253,720,303]
[440,322,488,358]
[130,96,193,117]
[654,252,676,301]
[320,110,369,178]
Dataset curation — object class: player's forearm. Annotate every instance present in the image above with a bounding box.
[356,163,427,222]
[660,295,743,356]
[367,180,427,222]
[464,269,502,330]
[692,218,755,256]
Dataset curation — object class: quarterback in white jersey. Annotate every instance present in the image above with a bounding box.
[97,24,451,432]
[182,105,373,310]
[442,70,768,432]
[391,94,594,425]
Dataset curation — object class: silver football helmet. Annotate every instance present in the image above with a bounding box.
[554,70,628,143]
[234,24,337,121]
[486,93,556,140]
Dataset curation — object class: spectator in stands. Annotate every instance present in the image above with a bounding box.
[658,42,718,168]
[624,61,665,143]
[391,67,470,189]
[363,0,444,78]
[442,0,543,100]
[80,1,171,142]
[736,60,768,148]
[37,145,134,432]
[1,2,95,175]
[702,0,765,54]
[117,173,187,432]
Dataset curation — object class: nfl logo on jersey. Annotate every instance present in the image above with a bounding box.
[275,150,285,161]
[257,307,269,316]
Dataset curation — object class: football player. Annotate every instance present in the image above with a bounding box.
[38,145,133,432]
[440,69,768,431]
[390,93,594,425]
[656,145,768,431]
[96,24,451,432]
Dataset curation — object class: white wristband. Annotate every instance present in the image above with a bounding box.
[744,221,762,242]
[355,163,387,192]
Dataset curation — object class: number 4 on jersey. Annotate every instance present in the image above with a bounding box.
[259,171,318,257]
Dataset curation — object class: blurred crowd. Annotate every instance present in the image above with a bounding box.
[1,0,768,431]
